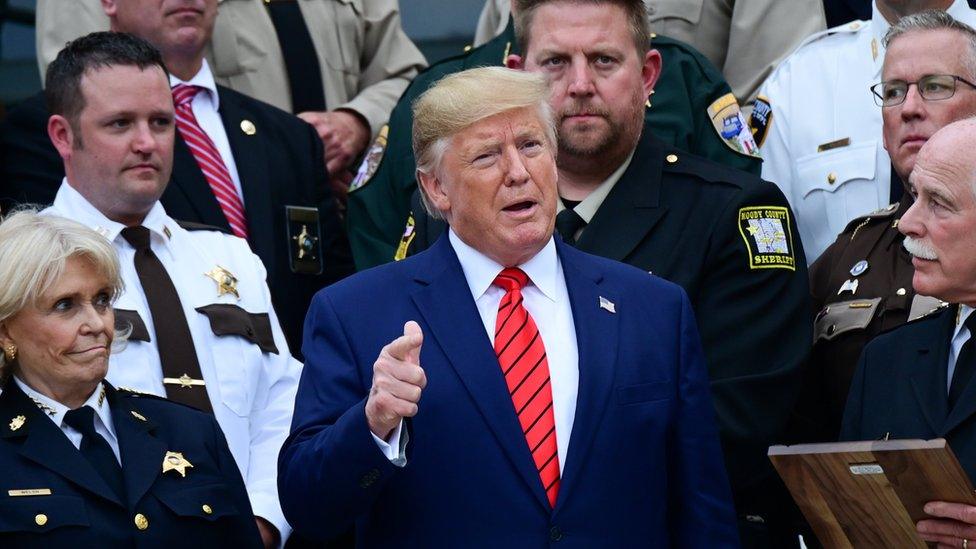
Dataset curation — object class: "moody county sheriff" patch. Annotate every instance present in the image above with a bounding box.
[738,206,796,271]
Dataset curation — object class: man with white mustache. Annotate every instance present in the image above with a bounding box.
[842,116,976,548]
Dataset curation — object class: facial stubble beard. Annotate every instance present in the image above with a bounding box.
[555,86,646,175]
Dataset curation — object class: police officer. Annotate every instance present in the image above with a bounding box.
[34,0,427,180]
[800,10,976,443]
[402,1,811,545]
[756,0,976,263]
[346,4,762,270]
[39,32,300,547]
[473,0,826,109]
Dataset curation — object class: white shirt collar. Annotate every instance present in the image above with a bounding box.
[448,229,560,303]
[556,149,635,223]
[954,304,976,339]
[52,180,177,254]
[14,377,114,437]
[168,59,220,110]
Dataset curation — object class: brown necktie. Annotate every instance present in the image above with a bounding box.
[121,226,212,412]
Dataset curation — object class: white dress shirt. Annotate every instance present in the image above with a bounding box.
[948,305,976,392]
[15,379,119,463]
[44,182,301,539]
[170,59,245,203]
[375,231,581,473]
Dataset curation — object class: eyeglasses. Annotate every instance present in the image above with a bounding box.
[871,74,976,107]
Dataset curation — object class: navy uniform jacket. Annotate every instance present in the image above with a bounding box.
[841,306,976,482]
[0,89,353,357]
[0,382,262,548]
[279,235,739,547]
[405,132,811,539]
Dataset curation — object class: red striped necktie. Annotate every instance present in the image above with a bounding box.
[493,267,560,507]
[171,84,249,239]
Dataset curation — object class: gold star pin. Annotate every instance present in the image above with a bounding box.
[204,266,239,299]
[240,119,256,136]
[9,415,25,431]
[162,451,193,478]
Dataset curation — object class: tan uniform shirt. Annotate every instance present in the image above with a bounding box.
[35,0,427,136]
[473,0,825,107]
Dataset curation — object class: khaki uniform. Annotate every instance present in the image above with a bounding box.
[35,0,426,136]
[474,0,825,107]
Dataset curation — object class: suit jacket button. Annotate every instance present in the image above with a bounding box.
[134,513,149,530]
[549,525,563,541]
[34,514,47,527]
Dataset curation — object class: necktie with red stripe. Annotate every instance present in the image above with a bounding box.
[171,84,249,239]
[493,267,560,507]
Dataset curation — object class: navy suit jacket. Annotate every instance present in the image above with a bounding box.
[841,306,976,482]
[0,382,261,548]
[279,234,739,547]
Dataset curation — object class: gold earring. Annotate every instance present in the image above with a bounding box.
[3,344,15,362]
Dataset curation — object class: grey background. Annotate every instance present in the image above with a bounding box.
[0,0,487,105]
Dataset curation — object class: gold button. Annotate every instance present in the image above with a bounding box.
[827,172,837,184]
[202,504,213,515]
[134,513,149,530]
[240,120,256,136]
[35,514,47,526]
[897,288,907,296]
[666,154,678,164]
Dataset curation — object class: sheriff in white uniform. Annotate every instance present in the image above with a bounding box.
[756,0,976,263]
[44,181,301,542]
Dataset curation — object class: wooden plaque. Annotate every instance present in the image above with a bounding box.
[769,439,976,548]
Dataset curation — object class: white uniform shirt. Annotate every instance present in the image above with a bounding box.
[170,60,246,203]
[758,0,976,263]
[14,379,120,463]
[44,182,301,540]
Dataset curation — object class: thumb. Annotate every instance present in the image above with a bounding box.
[402,320,423,364]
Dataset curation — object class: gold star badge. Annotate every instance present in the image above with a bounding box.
[204,266,239,299]
[162,451,193,478]
[9,415,25,431]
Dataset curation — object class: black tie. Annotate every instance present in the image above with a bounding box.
[264,0,327,113]
[63,406,126,502]
[949,311,976,409]
[120,227,212,412]
[555,208,586,245]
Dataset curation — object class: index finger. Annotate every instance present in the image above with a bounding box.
[924,501,976,525]
[384,331,422,362]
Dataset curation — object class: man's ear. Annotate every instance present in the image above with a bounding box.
[101,0,118,18]
[641,48,663,99]
[506,54,524,70]
[417,169,451,217]
[47,114,77,161]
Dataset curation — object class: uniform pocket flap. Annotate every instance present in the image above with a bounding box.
[797,140,878,198]
[617,381,672,405]
[814,298,882,342]
[195,304,279,355]
[155,484,239,521]
[0,495,89,532]
[114,309,151,342]
[648,0,704,24]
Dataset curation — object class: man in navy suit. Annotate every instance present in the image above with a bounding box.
[842,118,976,546]
[278,66,738,546]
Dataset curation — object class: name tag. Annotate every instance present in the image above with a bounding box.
[817,137,851,152]
[8,489,52,497]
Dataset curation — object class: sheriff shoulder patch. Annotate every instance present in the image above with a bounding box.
[749,96,773,148]
[738,206,796,271]
[349,124,390,192]
[394,213,416,261]
[708,93,760,158]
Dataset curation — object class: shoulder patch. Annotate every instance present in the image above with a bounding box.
[738,206,796,271]
[175,220,231,234]
[394,213,416,261]
[350,125,390,193]
[707,93,761,158]
[750,96,773,148]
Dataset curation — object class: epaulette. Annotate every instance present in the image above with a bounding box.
[790,19,867,54]
[841,202,900,234]
[660,149,754,188]
[175,220,231,234]
[116,387,211,413]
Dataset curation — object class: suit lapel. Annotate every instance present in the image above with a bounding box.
[0,383,124,507]
[218,87,275,261]
[169,132,231,231]
[105,385,167,507]
[909,308,953,434]
[576,132,668,261]
[410,237,551,510]
[551,242,618,512]
[941,308,976,434]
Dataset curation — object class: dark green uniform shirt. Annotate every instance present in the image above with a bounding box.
[346,20,762,270]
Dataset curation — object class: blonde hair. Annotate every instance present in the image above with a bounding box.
[0,210,127,375]
[412,66,557,218]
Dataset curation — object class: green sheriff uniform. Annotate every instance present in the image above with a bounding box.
[346,19,762,270]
